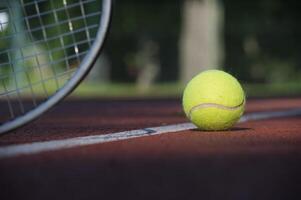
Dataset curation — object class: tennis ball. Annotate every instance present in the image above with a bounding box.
[182,70,245,131]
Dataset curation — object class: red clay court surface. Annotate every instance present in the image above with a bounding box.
[1,97,301,199]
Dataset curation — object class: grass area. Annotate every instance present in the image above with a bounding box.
[72,82,185,98]
[2,80,301,99]
[244,81,301,98]
[71,81,301,98]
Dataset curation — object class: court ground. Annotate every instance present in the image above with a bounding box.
[1,97,301,199]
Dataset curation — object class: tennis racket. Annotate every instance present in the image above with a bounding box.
[0,0,112,134]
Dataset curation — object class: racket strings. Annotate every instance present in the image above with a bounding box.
[0,0,101,121]
[0,37,96,81]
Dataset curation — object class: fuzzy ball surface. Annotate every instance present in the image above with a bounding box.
[182,70,245,131]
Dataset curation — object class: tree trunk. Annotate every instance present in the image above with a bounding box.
[180,0,224,83]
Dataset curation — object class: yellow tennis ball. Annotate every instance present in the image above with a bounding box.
[182,70,245,131]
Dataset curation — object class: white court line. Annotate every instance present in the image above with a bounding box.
[1,108,301,159]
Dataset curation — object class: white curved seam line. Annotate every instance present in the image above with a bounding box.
[188,99,245,119]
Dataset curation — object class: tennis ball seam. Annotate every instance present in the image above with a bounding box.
[187,99,245,120]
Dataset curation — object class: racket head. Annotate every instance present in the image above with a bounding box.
[0,0,112,134]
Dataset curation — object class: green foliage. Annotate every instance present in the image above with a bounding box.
[106,0,182,82]
[224,0,301,83]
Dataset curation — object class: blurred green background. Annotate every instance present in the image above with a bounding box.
[81,0,301,97]
[1,0,301,98]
